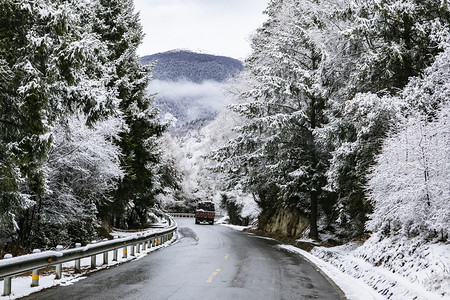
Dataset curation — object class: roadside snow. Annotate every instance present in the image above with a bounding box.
[287,235,449,300]
[279,245,385,300]
[219,223,251,231]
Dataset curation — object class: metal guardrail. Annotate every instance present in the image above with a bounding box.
[0,216,177,296]
[169,213,224,219]
[168,213,195,218]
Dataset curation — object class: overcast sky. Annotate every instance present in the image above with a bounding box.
[133,0,269,60]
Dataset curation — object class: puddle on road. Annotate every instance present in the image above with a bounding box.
[177,227,199,245]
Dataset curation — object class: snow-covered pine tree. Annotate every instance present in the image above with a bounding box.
[153,133,186,211]
[93,0,167,228]
[0,3,24,247]
[1,0,119,249]
[368,45,450,236]
[0,0,53,248]
[349,0,450,94]
[214,0,343,240]
[43,114,124,246]
[212,0,287,215]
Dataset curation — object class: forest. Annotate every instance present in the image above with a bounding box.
[1,0,449,256]
[0,0,172,254]
[208,0,450,243]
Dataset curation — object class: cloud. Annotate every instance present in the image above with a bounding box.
[149,79,230,110]
[148,79,232,125]
[134,0,270,59]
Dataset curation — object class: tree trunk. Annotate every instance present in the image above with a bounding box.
[309,190,319,240]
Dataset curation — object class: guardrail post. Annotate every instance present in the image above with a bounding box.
[75,243,81,273]
[91,254,96,269]
[31,249,41,287]
[130,243,135,256]
[142,240,147,251]
[103,251,109,265]
[136,242,141,254]
[123,245,128,259]
[90,241,97,269]
[113,237,118,261]
[55,245,64,279]
[3,254,13,296]
[102,239,109,265]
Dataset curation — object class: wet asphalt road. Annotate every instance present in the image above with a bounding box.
[25,218,341,300]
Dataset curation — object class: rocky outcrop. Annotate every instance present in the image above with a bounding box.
[258,207,309,241]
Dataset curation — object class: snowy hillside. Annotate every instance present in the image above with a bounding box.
[141,50,243,83]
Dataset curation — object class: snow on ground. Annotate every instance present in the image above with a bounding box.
[309,236,449,299]
[344,232,449,299]
[289,239,449,300]
[279,245,385,300]
[286,238,450,299]
[0,228,178,299]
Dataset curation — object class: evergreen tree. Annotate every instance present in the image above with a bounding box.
[214,0,342,239]
[1,0,117,249]
[349,0,450,94]
[93,0,166,228]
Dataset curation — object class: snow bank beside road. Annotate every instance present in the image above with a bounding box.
[279,245,384,300]
[309,234,449,300]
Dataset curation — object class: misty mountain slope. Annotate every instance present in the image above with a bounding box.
[141,50,243,134]
[141,50,243,83]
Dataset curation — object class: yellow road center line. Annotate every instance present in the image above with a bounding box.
[206,269,222,283]
[224,254,229,260]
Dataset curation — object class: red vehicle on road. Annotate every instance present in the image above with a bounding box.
[195,201,215,225]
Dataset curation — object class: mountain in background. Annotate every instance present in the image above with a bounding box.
[141,50,243,83]
[141,50,243,135]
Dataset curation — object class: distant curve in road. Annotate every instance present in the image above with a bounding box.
[25,218,342,300]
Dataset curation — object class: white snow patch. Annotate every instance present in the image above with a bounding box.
[278,245,385,300]
[220,223,251,231]
[306,234,449,300]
